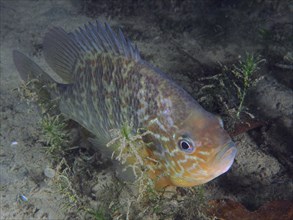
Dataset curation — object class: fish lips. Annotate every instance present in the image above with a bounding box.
[214,141,237,175]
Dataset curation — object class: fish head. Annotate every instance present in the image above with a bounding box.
[167,110,237,187]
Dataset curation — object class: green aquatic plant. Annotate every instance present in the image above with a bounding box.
[17,79,40,103]
[231,53,265,118]
[17,78,59,115]
[107,122,146,164]
[107,122,150,178]
[197,53,265,120]
[40,114,69,155]
[106,122,168,217]
[87,208,107,220]
[258,27,272,41]
[53,158,80,211]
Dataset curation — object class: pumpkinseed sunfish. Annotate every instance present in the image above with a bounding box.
[13,20,237,189]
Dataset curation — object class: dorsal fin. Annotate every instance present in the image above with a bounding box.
[43,27,81,84]
[71,21,141,61]
[43,20,141,84]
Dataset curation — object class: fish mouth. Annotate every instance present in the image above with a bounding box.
[215,141,237,174]
[170,142,237,187]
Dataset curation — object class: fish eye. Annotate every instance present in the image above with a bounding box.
[178,138,195,153]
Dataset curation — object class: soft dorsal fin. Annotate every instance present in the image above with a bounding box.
[43,20,141,84]
[43,27,80,84]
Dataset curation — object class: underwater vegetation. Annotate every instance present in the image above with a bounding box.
[231,53,265,118]
[198,53,265,122]
[87,208,107,220]
[53,158,80,210]
[107,123,159,198]
[40,114,69,155]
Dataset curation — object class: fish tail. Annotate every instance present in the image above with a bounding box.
[13,50,57,85]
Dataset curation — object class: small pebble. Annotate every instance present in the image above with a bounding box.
[19,194,28,202]
[44,167,56,178]
[10,141,18,146]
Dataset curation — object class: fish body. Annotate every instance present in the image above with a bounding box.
[13,20,237,189]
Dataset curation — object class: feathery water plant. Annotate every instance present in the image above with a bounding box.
[40,114,69,154]
[197,53,265,120]
[231,53,265,118]
[107,122,163,202]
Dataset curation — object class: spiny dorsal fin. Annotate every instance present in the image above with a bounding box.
[43,20,141,84]
[71,21,141,61]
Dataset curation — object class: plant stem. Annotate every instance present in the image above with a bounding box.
[237,89,246,118]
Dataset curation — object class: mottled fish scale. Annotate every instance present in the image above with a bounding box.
[62,54,167,137]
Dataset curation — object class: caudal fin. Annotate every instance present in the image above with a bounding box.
[13,50,56,85]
